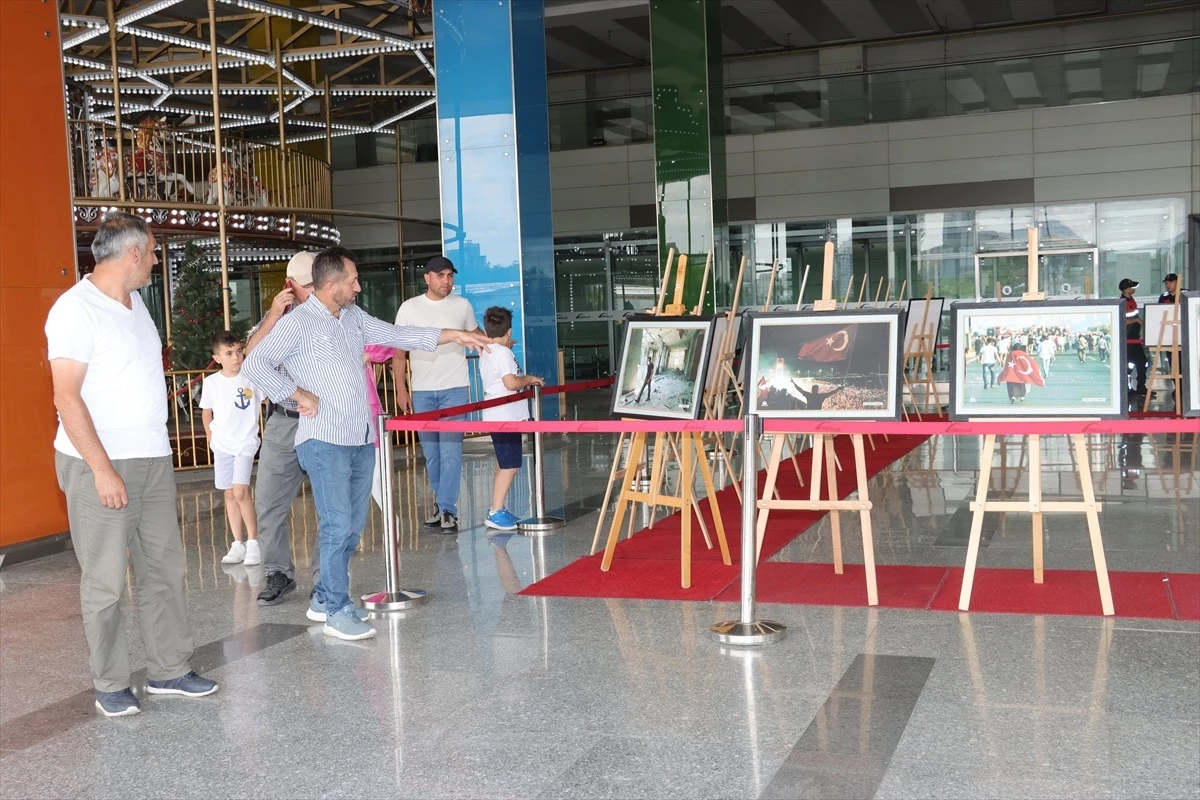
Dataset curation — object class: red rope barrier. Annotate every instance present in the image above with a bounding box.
[385,415,1198,436]
[403,376,615,421]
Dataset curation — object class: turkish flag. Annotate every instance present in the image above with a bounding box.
[797,328,855,362]
[997,351,1045,387]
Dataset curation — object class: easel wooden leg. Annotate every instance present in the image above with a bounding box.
[852,434,878,606]
[600,432,647,572]
[1030,434,1044,584]
[824,435,843,575]
[693,432,731,565]
[1073,434,1114,615]
[668,434,712,549]
[959,434,998,611]
[755,435,786,562]
[590,431,627,555]
[680,431,694,589]
[646,432,667,528]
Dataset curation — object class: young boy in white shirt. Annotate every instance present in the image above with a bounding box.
[200,331,263,565]
[478,307,543,532]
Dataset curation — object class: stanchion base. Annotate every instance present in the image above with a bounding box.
[517,516,566,535]
[710,620,787,646]
[361,589,430,611]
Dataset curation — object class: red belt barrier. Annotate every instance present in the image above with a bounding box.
[385,415,1199,436]
[403,376,614,421]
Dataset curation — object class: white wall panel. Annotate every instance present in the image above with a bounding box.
[1034,116,1193,153]
[1034,142,1192,178]
[889,130,1034,165]
[888,110,1033,141]
[1033,95,1192,129]
[890,154,1033,188]
[1035,168,1192,203]
[752,141,889,173]
[756,164,888,197]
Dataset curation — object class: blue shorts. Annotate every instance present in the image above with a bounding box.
[492,433,523,470]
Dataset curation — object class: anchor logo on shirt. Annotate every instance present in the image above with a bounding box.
[235,387,253,410]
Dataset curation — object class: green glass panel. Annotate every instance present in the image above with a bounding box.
[650,0,726,313]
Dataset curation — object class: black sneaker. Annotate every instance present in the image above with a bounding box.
[257,571,297,606]
[423,510,443,527]
[95,688,140,717]
[439,511,459,532]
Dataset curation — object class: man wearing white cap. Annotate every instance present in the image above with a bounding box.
[246,252,318,606]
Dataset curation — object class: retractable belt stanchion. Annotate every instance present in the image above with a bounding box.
[518,385,566,535]
[712,414,786,645]
[362,415,430,611]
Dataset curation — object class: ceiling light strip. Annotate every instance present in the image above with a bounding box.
[372,97,436,131]
[220,0,416,49]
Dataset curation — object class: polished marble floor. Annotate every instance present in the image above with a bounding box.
[1,395,1197,799]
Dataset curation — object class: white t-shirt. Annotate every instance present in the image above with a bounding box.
[1039,340,1057,359]
[199,371,262,457]
[979,344,998,365]
[394,292,478,391]
[480,345,529,422]
[45,277,171,460]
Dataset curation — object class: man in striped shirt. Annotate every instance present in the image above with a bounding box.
[243,246,491,641]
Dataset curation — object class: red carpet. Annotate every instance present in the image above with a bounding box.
[520,429,1198,620]
[715,563,950,609]
[1167,573,1200,621]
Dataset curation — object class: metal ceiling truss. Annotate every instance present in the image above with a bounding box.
[60,0,437,143]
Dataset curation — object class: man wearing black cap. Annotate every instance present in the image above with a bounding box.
[1119,278,1147,396]
[1158,273,1179,304]
[392,256,480,531]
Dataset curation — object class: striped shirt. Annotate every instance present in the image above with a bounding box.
[243,296,441,447]
[247,317,299,412]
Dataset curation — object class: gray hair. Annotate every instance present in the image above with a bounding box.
[91,212,150,264]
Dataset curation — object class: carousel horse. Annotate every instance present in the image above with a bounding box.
[88,145,122,198]
[127,118,196,201]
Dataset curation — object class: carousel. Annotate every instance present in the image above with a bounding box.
[60,0,437,465]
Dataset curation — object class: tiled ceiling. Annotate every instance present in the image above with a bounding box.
[543,0,1200,72]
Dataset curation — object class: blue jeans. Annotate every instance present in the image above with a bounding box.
[412,386,468,516]
[981,363,996,388]
[295,440,374,618]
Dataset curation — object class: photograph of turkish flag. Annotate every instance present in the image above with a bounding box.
[796,327,856,362]
[997,350,1046,387]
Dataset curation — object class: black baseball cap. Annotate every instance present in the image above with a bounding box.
[421,256,457,274]
[1163,273,1178,283]
[1119,278,1138,291]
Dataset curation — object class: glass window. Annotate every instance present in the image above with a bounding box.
[1097,197,1187,298]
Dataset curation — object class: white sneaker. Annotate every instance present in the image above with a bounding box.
[243,540,262,566]
[221,540,246,564]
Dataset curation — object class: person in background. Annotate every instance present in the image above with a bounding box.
[979,337,999,389]
[200,331,264,567]
[1038,334,1057,378]
[45,211,217,717]
[391,256,479,532]
[243,246,491,641]
[1119,278,1147,397]
[478,306,544,532]
[246,252,317,607]
[1158,273,1179,304]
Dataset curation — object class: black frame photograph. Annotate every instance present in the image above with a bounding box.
[746,308,904,420]
[949,299,1127,419]
[611,315,715,420]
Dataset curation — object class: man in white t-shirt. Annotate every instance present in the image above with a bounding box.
[391,256,479,531]
[1038,335,1057,378]
[44,212,217,718]
[978,337,999,389]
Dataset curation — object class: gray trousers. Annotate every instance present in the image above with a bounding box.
[55,452,194,693]
[254,412,319,584]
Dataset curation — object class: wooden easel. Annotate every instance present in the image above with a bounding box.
[958,227,1114,615]
[902,287,941,417]
[1142,292,1183,415]
[598,250,731,587]
[753,241,880,605]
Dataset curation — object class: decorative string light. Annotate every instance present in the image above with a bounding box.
[220,0,417,49]
[372,97,436,131]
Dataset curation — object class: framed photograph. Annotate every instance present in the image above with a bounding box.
[1144,302,1183,348]
[611,315,715,420]
[746,308,903,420]
[904,297,946,353]
[1182,292,1199,417]
[949,300,1127,419]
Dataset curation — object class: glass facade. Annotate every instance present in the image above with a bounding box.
[339,36,1199,169]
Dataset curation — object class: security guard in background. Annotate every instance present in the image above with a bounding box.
[1119,278,1147,397]
[1158,273,1179,304]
